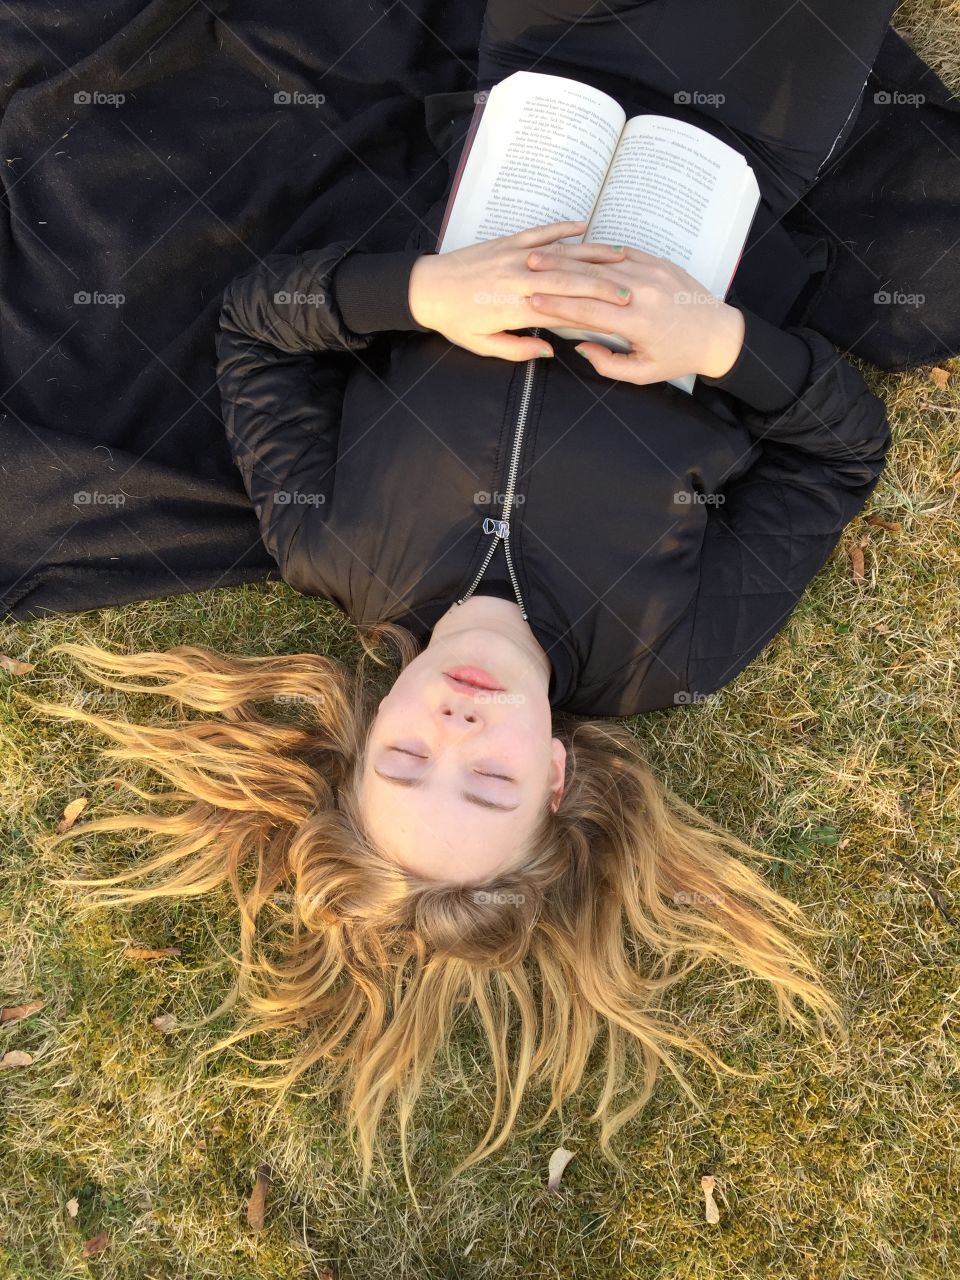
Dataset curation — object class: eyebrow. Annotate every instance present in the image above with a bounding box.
[372,767,521,812]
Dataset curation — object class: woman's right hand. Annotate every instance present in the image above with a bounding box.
[408,220,630,361]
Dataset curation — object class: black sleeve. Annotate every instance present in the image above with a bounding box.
[699,305,813,411]
[215,241,379,580]
[331,248,435,335]
[684,324,892,698]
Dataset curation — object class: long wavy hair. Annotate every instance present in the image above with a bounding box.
[28,624,846,1199]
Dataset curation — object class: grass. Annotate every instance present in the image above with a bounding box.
[2,5,959,1276]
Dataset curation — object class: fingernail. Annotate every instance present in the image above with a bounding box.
[611,244,623,252]
[574,345,589,357]
[531,293,543,305]
[529,252,542,265]
[617,287,630,299]
[539,348,552,358]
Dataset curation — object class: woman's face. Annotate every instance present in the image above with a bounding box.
[356,598,566,884]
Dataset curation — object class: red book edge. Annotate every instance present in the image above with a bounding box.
[435,92,489,253]
[722,188,762,297]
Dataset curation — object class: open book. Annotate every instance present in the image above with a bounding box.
[437,70,760,393]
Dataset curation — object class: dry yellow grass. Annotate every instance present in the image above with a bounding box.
[1,5,958,1276]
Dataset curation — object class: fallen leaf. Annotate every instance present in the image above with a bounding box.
[65,1198,80,1219]
[0,1000,44,1024]
[56,797,88,833]
[847,542,866,584]
[0,1050,33,1069]
[81,1231,109,1258]
[701,1174,720,1224]
[151,1013,177,1033]
[0,654,35,675]
[864,514,901,533]
[929,366,951,388]
[546,1147,575,1192]
[123,946,181,960]
[246,1164,272,1231]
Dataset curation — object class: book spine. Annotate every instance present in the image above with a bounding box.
[435,91,488,253]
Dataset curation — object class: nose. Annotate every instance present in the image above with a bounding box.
[438,700,483,726]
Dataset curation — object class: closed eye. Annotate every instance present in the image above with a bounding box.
[388,748,514,783]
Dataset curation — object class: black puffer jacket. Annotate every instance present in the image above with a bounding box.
[215,134,891,717]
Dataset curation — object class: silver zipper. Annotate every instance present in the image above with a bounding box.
[456,329,542,621]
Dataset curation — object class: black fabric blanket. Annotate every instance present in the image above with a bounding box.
[0,2,957,620]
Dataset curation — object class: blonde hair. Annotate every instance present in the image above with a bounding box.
[29,626,846,1199]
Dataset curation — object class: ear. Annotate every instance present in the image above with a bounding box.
[548,738,567,813]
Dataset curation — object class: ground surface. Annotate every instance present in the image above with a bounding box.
[1,2,958,1275]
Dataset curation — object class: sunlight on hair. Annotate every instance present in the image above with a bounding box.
[27,626,847,1205]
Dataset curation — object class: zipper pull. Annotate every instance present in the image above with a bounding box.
[482,517,510,539]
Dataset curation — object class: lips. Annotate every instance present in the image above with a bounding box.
[443,666,504,692]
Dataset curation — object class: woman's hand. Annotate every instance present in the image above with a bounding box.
[524,243,746,384]
[407,220,631,361]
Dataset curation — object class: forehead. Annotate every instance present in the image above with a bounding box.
[357,764,531,881]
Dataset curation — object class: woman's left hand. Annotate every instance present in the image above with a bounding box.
[525,242,746,385]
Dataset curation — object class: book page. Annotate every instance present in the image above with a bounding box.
[438,70,625,254]
[549,115,759,393]
[585,115,752,296]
